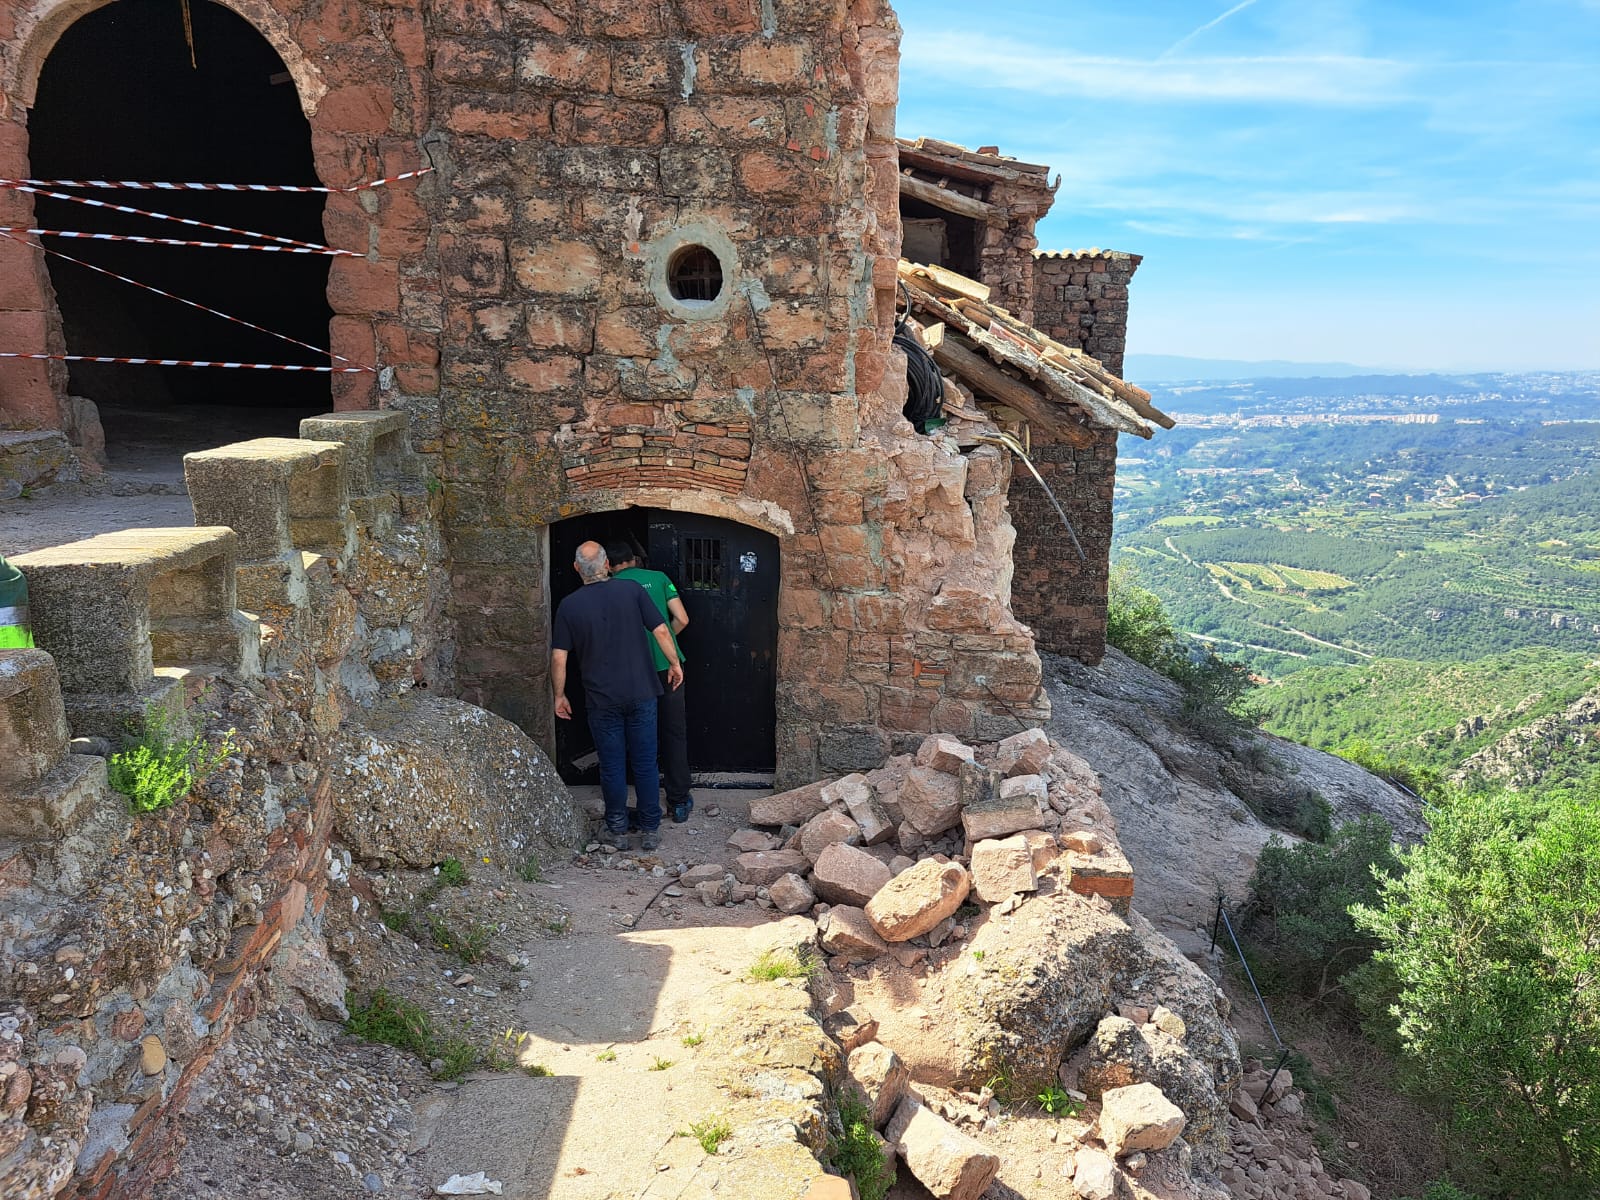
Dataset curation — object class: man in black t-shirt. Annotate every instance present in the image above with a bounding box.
[551,541,685,850]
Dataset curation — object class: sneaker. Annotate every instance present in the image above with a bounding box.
[640,831,662,852]
[671,798,694,824]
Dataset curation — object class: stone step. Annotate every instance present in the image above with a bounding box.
[0,647,71,785]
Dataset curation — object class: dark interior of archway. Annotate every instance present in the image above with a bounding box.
[30,0,331,460]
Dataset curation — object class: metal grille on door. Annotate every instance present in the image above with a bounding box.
[682,537,724,590]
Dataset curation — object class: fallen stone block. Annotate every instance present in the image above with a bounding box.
[865,858,971,943]
[800,1178,856,1200]
[798,809,864,863]
[1059,830,1103,854]
[969,835,1037,904]
[847,1042,910,1128]
[823,1009,879,1052]
[811,843,893,907]
[995,727,1052,777]
[1065,844,1135,915]
[1339,1181,1371,1200]
[769,872,817,915]
[884,1097,999,1200]
[1022,830,1058,872]
[697,879,733,907]
[750,779,830,827]
[841,790,896,846]
[819,905,890,960]
[897,767,962,837]
[821,772,872,810]
[915,735,975,775]
[1228,1087,1258,1123]
[732,848,811,886]
[728,828,780,854]
[1100,1082,1186,1156]
[960,789,1044,842]
[1072,1147,1119,1200]
[1000,773,1048,806]
[679,863,726,887]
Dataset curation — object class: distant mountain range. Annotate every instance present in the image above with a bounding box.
[1124,353,1407,383]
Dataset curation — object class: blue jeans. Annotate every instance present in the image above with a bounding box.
[589,698,660,834]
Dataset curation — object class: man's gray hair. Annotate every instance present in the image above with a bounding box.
[575,542,609,582]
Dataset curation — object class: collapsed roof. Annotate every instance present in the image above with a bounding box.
[897,259,1174,444]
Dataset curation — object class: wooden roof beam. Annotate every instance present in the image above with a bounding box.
[899,172,1007,226]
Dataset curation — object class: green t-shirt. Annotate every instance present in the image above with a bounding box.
[0,555,32,649]
[614,566,682,672]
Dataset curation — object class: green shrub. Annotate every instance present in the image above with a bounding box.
[1106,565,1175,667]
[107,704,236,814]
[828,1093,895,1200]
[1243,815,1400,1000]
[683,1115,732,1155]
[345,989,488,1082]
[438,858,469,887]
[747,947,818,982]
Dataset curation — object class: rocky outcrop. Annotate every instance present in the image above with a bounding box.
[325,696,582,867]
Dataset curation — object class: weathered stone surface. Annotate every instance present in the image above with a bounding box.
[847,1042,910,1129]
[829,776,894,845]
[139,1035,166,1076]
[969,835,1037,903]
[1022,830,1058,871]
[1059,830,1103,853]
[326,696,582,867]
[1100,1082,1186,1156]
[797,809,862,864]
[1000,773,1048,807]
[897,767,962,837]
[1151,1005,1186,1040]
[679,864,727,886]
[769,873,817,915]
[749,780,829,828]
[810,843,893,907]
[1065,842,1136,915]
[957,760,1000,810]
[916,736,976,775]
[995,727,1053,777]
[732,849,811,886]
[820,773,871,810]
[865,858,970,943]
[884,1097,999,1200]
[818,905,889,960]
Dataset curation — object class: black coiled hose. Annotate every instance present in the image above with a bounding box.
[895,285,945,432]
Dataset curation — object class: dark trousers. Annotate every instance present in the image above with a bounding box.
[657,669,691,806]
[588,698,660,834]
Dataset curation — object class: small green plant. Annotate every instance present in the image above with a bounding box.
[649,1056,674,1071]
[517,854,544,883]
[438,858,469,887]
[108,703,236,814]
[427,914,494,964]
[828,1093,895,1200]
[426,474,443,497]
[972,949,986,963]
[747,947,818,982]
[381,909,413,935]
[1035,1084,1081,1117]
[345,989,483,1081]
[596,1048,617,1062]
[684,1115,733,1156]
[523,1063,553,1078]
[682,1031,705,1048]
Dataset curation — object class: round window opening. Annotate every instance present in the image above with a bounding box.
[667,244,724,306]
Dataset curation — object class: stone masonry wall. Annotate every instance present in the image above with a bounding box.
[1032,250,1141,378]
[978,175,1054,327]
[0,416,464,1200]
[1009,428,1118,666]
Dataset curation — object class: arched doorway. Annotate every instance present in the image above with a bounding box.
[548,508,779,784]
[27,0,331,462]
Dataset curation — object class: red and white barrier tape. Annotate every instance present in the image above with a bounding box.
[0,227,359,254]
[0,353,368,372]
[0,230,363,368]
[0,168,434,194]
[7,184,339,251]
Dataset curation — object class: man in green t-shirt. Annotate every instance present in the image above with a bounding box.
[0,554,34,649]
[607,541,693,823]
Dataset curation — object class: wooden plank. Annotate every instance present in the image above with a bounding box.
[898,259,992,303]
[931,336,1094,448]
[898,173,1005,225]
[922,322,946,350]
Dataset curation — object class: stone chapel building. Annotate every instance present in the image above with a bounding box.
[0,0,1163,787]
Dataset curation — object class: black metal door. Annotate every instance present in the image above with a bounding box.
[647,513,778,774]
[548,508,778,780]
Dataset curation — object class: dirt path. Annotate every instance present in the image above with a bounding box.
[409,788,811,1200]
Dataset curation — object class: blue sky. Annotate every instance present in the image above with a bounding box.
[895,1,1600,371]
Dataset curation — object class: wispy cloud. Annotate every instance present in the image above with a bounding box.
[1161,0,1266,58]
[902,30,1412,105]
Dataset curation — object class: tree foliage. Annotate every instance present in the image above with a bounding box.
[1353,788,1600,1197]
[1244,815,1402,1000]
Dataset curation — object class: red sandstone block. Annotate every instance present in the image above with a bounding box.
[738,149,818,198]
[611,43,676,98]
[737,38,814,86]
[578,0,665,37]
[505,355,583,392]
[318,85,397,135]
[392,365,439,395]
[433,0,511,34]
[434,38,516,86]
[0,236,49,312]
[519,40,611,91]
[512,241,605,296]
[328,257,401,315]
[447,96,554,140]
[668,96,785,144]
[556,98,666,146]
[675,0,761,35]
[438,234,507,297]
[377,322,441,366]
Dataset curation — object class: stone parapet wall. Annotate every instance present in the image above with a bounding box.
[1008,430,1118,665]
[0,414,457,1200]
[1033,251,1141,378]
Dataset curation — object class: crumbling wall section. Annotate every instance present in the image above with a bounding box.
[1008,428,1118,665]
[0,416,496,1200]
[1032,250,1140,378]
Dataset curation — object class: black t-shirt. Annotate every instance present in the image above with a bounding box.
[551,578,666,710]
